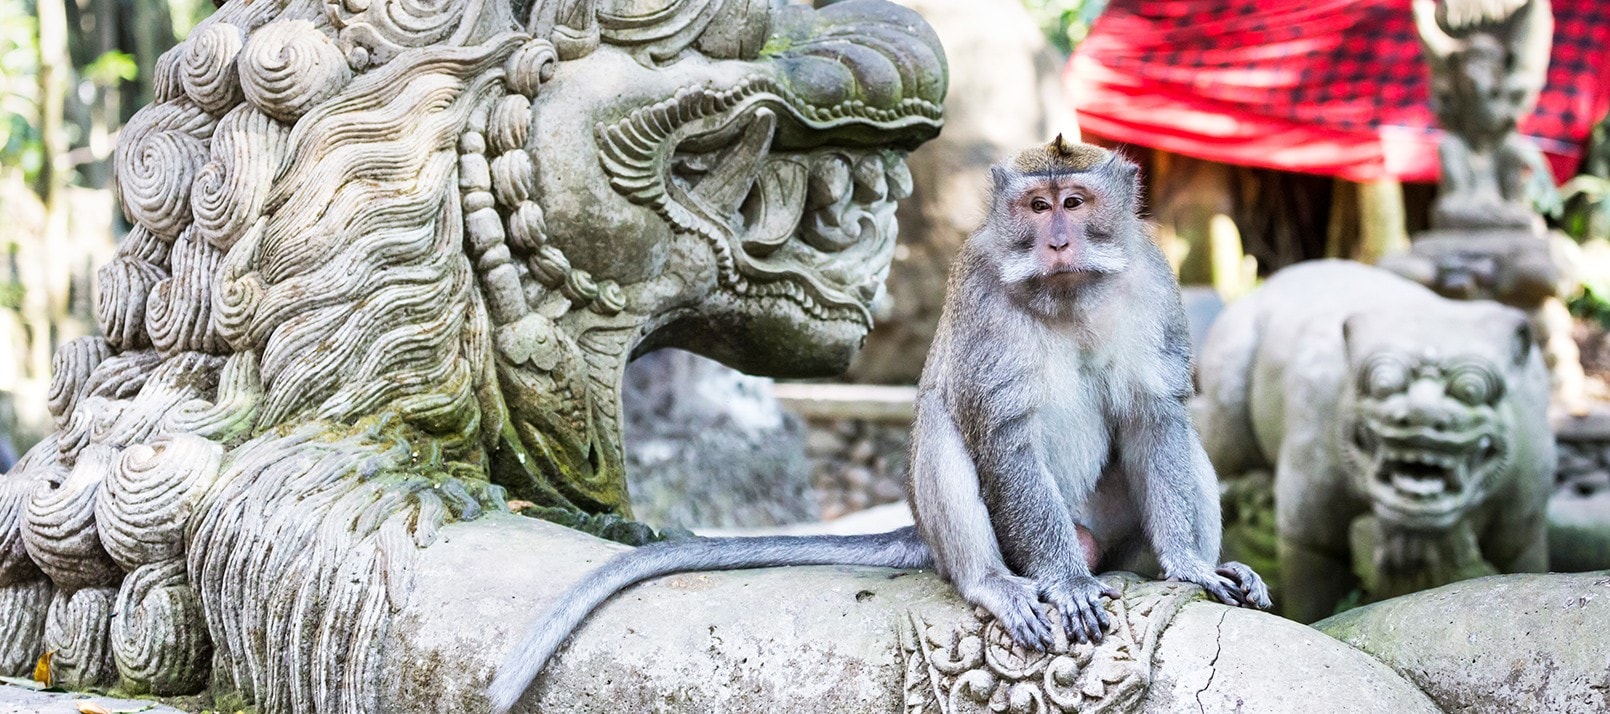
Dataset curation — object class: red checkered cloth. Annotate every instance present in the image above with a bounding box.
[1067,0,1610,182]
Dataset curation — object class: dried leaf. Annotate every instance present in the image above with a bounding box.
[77,702,114,714]
[506,499,536,513]
[32,650,54,687]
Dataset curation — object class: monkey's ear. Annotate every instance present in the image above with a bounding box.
[1118,156,1140,182]
[991,166,1010,193]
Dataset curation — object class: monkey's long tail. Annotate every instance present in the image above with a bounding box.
[487,526,931,713]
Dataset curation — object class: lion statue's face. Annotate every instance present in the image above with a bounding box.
[1337,307,1537,530]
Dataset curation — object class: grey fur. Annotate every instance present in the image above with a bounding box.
[487,145,1268,712]
[487,527,930,712]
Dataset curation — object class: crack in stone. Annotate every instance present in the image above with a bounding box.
[1195,608,1230,713]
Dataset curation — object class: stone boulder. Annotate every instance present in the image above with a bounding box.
[1316,572,1610,713]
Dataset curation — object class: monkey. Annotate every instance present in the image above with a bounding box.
[486,136,1270,714]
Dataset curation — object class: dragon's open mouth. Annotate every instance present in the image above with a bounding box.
[599,80,926,325]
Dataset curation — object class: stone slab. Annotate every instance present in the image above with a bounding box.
[1146,606,1441,713]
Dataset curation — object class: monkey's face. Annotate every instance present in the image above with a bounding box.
[989,173,1131,296]
[1337,308,1532,530]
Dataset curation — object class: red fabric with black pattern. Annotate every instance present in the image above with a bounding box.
[1067,0,1610,182]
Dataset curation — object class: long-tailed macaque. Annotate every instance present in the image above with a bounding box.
[488,137,1269,713]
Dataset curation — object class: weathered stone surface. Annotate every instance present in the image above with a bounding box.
[1316,572,1610,713]
[387,516,1439,713]
[1545,408,1610,571]
[1179,286,1225,357]
[0,683,190,714]
[1548,490,1610,572]
[1147,605,1441,713]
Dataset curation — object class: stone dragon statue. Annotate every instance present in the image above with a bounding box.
[0,0,945,709]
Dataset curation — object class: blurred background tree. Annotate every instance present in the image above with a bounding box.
[1019,0,1108,55]
[0,0,214,464]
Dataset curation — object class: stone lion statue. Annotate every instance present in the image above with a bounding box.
[1195,260,1554,623]
[0,0,945,708]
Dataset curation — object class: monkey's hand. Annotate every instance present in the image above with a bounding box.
[1214,561,1272,609]
[965,571,1058,652]
[1167,561,1272,610]
[1038,574,1121,645]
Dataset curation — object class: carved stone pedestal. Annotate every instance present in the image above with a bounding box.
[1547,409,1610,571]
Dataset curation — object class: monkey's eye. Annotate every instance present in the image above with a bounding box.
[1064,196,1084,210]
[1030,198,1051,213]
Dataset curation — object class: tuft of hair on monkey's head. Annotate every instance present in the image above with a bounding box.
[990,135,1141,215]
[1008,134,1112,176]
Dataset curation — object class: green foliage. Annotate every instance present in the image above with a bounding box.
[1020,0,1109,55]
[0,0,41,179]
[0,280,22,309]
[83,50,139,88]
[1567,258,1610,329]
[1559,114,1610,324]
[1559,175,1610,243]
[169,0,215,37]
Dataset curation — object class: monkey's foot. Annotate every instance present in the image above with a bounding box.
[1039,573,1122,645]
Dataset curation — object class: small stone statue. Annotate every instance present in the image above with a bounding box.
[1414,0,1558,230]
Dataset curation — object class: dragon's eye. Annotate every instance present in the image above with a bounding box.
[1031,198,1051,213]
[1361,356,1409,399]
